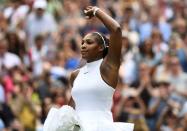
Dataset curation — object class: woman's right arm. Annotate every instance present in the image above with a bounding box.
[68,70,79,109]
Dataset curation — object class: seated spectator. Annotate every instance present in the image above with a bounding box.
[131,62,154,107]
[173,18,187,39]
[8,82,38,131]
[151,29,169,57]
[146,81,171,131]
[168,56,187,105]
[3,0,29,29]
[136,38,160,69]
[138,7,171,42]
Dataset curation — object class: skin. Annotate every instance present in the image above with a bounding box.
[80,33,104,62]
[69,6,122,108]
[0,39,8,57]
[35,8,45,18]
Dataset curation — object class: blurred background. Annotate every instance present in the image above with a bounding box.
[0,0,187,130]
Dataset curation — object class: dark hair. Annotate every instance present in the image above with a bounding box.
[92,32,109,58]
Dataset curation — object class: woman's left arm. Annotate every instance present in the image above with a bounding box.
[84,6,122,87]
[84,6,122,66]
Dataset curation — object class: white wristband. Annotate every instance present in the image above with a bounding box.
[93,7,99,16]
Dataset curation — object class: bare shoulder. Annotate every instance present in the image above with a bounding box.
[69,69,80,87]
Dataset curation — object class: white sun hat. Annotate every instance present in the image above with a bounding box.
[33,0,47,9]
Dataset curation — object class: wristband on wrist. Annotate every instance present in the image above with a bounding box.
[93,7,100,16]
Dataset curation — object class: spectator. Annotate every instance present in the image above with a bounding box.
[146,81,171,130]
[173,18,187,38]
[30,34,48,76]
[117,90,149,131]
[8,82,38,131]
[151,29,169,59]
[156,107,180,131]
[138,7,171,42]
[168,56,187,106]
[5,31,26,59]
[136,38,159,68]
[131,62,154,107]
[0,35,21,71]
[25,0,57,47]
[3,0,29,30]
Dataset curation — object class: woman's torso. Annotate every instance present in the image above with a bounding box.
[71,59,115,124]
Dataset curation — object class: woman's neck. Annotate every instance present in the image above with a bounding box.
[86,57,103,63]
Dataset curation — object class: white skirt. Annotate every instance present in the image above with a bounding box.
[77,110,134,131]
[43,106,134,131]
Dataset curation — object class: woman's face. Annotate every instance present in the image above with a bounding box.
[81,33,103,62]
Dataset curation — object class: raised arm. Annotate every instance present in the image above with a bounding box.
[84,6,122,66]
[84,6,122,87]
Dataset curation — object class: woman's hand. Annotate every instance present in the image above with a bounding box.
[84,6,100,19]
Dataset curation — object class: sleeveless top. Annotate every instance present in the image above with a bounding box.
[72,59,115,113]
[72,59,117,130]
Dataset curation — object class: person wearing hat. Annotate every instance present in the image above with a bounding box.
[33,0,47,18]
[25,0,57,48]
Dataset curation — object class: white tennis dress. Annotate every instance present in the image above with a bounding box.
[71,59,134,131]
[43,59,134,131]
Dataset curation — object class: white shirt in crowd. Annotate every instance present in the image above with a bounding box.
[0,52,21,70]
[26,11,57,47]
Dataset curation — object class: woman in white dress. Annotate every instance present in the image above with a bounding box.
[44,6,134,131]
[69,6,134,131]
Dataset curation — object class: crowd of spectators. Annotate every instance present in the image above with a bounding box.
[0,0,187,130]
